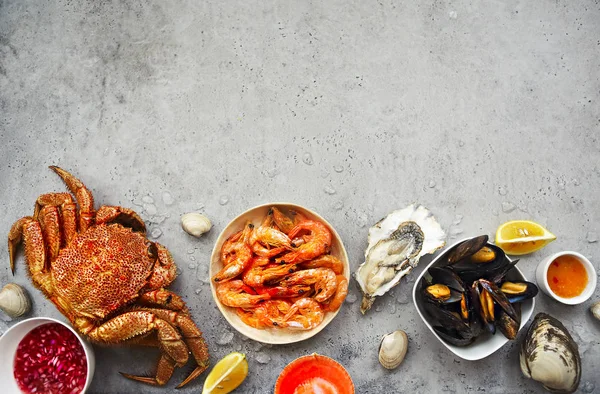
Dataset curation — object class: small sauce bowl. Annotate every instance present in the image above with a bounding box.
[536,251,596,305]
[0,317,95,393]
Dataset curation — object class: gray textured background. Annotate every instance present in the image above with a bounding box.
[1,0,599,393]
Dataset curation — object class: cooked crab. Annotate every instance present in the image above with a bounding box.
[8,166,209,387]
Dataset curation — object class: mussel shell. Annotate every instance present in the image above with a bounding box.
[433,326,475,347]
[449,244,513,283]
[500,281,538,303]
[423,301,471,333]
[497,303,521,340]
[378,330,408,370]
[428,266,465,292]
[423,284,462,304]
[520,313,581,394]
[444,235,489,265]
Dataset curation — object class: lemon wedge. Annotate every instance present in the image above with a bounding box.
[202,352,248,394]
[495,220,556,255]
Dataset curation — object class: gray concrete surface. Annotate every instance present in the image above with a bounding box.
[1,0,599,393]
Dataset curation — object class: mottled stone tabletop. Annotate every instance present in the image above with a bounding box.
[1,1,599,393]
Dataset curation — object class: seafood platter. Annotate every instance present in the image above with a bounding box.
[0,166,595,393]
[209,203,350,344]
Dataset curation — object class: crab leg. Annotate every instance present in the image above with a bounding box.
[8,217,55,295]
[81,311,190,385]
[146,243,178,289]
[50,166,95,233]
[32,192,78,245]
[138,289,189,313]
[96,206,146,233]
[38,206,61,262]
[120,354,178,386]
[137,308,210,388]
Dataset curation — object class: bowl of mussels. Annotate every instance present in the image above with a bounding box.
[413,235,538,360]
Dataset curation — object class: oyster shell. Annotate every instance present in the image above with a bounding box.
[0,283,31,318]
[520,313,581,394]
[379,330,408,370]
[356,204,446,313]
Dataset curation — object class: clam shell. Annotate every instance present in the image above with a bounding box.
[378,330,408,370]
[0,283,31,318]
[519,313,580,394]
[181,213,212,237]
[591,301,600,321]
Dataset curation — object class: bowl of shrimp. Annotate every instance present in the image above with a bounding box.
[209,203,350,344]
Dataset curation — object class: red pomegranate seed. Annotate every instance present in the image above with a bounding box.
[14,323,87,394]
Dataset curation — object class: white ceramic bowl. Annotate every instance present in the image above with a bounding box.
[536,251,596,305]
[209,203,350,344]
[413,237,535,361]
[0,317,95,393]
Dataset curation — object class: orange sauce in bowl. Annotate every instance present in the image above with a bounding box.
[547,255,588,298]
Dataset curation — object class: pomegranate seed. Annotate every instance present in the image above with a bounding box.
[14,323,87,394]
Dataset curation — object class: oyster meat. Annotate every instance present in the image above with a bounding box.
[520,313,581,394]
[356,204,446,313]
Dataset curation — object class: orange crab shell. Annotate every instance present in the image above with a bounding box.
[274,353,355,394]
[53,224,154,319]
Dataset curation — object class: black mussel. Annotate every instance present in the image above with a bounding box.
[468,246,497,264]
[433,326,475,347]
[497,303,521,340]
[472,279,518,334]
[428,266,465,292]
[444,235,489,265]
[500,281,538,303]
[423,301,471,333]
[450,244,515,283]
[424,284,463,304]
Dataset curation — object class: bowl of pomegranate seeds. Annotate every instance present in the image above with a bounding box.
[0,317,95,394]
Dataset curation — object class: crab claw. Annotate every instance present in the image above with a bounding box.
[175,364,210,389]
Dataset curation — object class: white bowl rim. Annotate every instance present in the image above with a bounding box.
[1,316,94,392]
[209,202,350,344]
[538,251,597,305]
[412,236,535,361]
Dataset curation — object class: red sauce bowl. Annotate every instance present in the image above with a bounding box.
[274,354,354,394]
[0,317,95,394]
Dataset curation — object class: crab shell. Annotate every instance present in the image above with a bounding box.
[356,204,446,313]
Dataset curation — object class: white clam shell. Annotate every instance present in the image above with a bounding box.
[591,301,600,321]
[520,313,580,393]
[181,213,212,237]
[0,283,31,318]
[378,330,408,370]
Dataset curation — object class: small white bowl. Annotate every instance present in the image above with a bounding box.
[0,317,95,393]
[209,202,350,344]
[536,251,596,305]
[413,237,535,361]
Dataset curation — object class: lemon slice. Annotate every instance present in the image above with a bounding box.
[202,352,248,394]
[495,220,556,255]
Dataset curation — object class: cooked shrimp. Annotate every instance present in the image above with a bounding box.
[322,275,348,312]
[283,298,324,330]
[300,254,344,275]
[271,207,295,234]
[278,220,332,264]
[249,213,292,257]
[255,285,312,298]
[279,268,337,302]
[216,280,270,308]
[214,223,254,282]
[243,261,298,288]
[220,229,242,263]
[236,300,292,328]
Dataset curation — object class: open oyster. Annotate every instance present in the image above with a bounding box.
[520,313,581,394]
[356,204,446,314]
